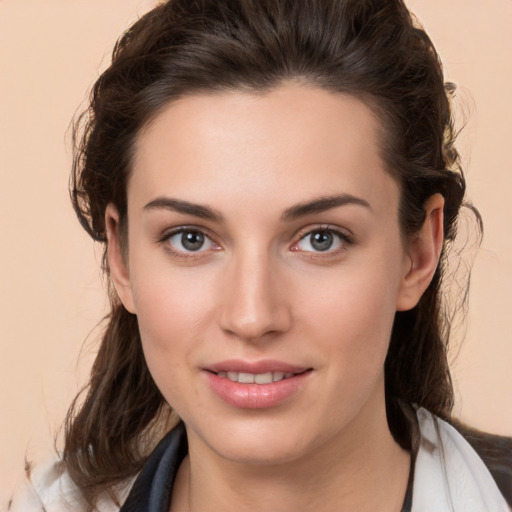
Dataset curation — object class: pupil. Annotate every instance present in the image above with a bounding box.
[311,231,333,251]
[182,231,204,251]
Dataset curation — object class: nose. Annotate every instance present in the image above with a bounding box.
[219,249,292,342]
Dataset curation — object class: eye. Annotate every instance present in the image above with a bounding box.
[293,228,349,253]
[164,229,219,254]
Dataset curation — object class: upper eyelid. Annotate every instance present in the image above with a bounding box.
[158,225,217,243]
[294,224,353,241]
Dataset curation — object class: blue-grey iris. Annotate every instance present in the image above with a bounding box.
[182,231,205,251]
[310,231,333,251]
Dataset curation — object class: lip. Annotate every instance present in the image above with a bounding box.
[205,359,309,374]
[204,359,313,409]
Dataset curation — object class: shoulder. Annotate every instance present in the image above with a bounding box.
[6,458,134,512]
[414,408,512,511]
[7,458,86,512]
[450,418,512,507]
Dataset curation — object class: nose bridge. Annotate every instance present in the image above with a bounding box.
[219,243,290,341]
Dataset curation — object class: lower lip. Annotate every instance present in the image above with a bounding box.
[205,371,312,409]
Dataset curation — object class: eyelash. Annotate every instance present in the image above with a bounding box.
[291,225,353,257]
[158,226,221,259]
[158,225,353,259]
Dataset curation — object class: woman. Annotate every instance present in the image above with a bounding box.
[8,0,511,510]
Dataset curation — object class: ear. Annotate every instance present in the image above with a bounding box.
[105,204,136,314]
[396,193,445,311]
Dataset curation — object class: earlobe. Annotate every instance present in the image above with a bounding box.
[396,193,445,311]
[105,204,136,314]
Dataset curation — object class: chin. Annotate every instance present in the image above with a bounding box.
[214,436,308,466]
[188,413,330,467]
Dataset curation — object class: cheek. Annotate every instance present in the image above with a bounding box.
[128,259,218,383]
[303,276,396,369]
[295,246,404,380]
[300,245,402,331]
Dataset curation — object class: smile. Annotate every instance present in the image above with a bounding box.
[216,371,295,384]
[205,363,313,409]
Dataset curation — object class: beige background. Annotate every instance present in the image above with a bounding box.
[1,0,511,504]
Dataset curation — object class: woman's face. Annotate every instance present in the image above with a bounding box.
[110,84,423,465]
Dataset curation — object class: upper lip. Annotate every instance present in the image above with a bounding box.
[205,359,310,374]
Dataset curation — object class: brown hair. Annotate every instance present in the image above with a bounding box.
[66,0,470,505]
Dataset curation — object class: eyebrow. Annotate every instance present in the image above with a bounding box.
[143,193,371,223]
[281,194,371,221]
[143,197,224,222]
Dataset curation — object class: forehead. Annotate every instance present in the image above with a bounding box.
[130,84,398,215]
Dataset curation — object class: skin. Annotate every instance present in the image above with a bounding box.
[107,84,444,512]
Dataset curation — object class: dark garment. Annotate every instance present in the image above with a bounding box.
[120,422,188,512]
[119,421,415,512]
[452,422,512,507]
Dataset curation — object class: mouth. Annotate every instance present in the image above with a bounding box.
[213,370,305,384]
[204,359,312,384]
[204,362,313,408]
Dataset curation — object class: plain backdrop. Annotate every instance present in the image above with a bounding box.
[1,0,511,504]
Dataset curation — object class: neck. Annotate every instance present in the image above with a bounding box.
[170,395,411,512]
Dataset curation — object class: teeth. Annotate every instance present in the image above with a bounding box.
[220,371,293,384]
[238,372,255,384]
[272,371,284,382]
[254,372,273,384]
